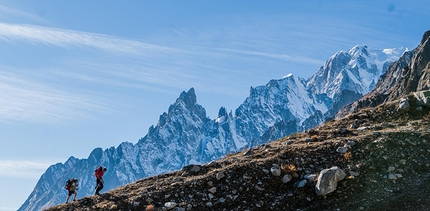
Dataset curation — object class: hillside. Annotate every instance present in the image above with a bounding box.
[45,91,430,211]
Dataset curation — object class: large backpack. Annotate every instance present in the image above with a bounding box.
[65,179,72,190]
[94,166,103,177]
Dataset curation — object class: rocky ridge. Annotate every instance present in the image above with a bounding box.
[45,91,430,211]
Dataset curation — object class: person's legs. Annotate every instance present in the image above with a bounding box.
[65,191,71,203]
[73,191,77,200]
[95,178,103,195]
[96,181,103,194]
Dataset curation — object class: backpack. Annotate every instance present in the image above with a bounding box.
[94,166,103,177]
[65,179,72,190]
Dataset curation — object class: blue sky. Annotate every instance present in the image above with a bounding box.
[0,1,429,210]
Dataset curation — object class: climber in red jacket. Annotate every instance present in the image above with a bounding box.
[94,166,107,195]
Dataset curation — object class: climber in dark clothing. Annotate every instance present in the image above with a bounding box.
[94,166,107,195]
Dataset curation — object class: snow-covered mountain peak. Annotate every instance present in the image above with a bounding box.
[347,45,369,57]
[167,87,207,121]
[283,73,293,78]
[307,45,404,99]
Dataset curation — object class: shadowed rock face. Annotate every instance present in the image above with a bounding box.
[336,30,430,119]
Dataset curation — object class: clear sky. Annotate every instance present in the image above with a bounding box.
[0,1,428,210]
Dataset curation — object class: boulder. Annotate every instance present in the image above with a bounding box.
[315,166,346,196]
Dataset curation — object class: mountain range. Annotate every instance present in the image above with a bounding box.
[45,30,430,211]
[19,44,407,211]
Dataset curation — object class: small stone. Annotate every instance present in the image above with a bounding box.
[349,171,360,177]
[282,174,293,183]
[345,141,356,147]
[243,175,252,180]
[372,131,381,136]
[205,202,213,207]
[216,172,225,180]
[388,174,397,180]
[304,174,317,181]
[337,146,348,154]
[297,179,307,188]
[173,177,183,182]
[271,164,282,176]
[208,187,217,194]
[255,185,265,191]
[190,165,201,172]
[164,202,177,210]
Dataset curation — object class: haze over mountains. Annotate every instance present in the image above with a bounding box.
[19,44,407,211]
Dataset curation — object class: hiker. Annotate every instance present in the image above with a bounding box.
[94,166,107,195]
[65,178,78,203]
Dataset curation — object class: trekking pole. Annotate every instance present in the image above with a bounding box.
[94,183,99,195]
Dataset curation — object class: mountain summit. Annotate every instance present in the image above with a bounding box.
[19,44,405,211]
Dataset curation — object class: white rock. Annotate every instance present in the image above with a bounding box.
[397,98,410,111]
[164,202,177,210]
